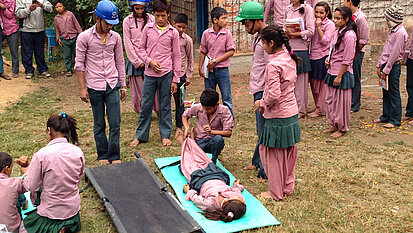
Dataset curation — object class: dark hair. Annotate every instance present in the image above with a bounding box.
[0,152,12,172]
[175,13,188,24]
[261,25,301,65]
[153,0,170,14]
[211,7,228,22]
[298,0,305,14]
[334,7,359,55]
[347,0,360,7]
[53,0,64,7]
[200,89,219,107]
[201,199,246,222]
[131,4,149,31]
[47,113,79,145]
[315,1,332,20]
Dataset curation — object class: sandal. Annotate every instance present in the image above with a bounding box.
[0,73,11,80]
[66,71,72,77]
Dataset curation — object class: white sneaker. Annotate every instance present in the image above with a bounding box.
[25,73,33,79]
[41,72,51,78]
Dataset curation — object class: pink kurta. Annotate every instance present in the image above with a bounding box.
[328,28,357,75]
[182,139,244,212]
[285,3,315,51]
[310,17,335,60]
[200,27,235,68]
[0,174,28,233]
[23,138,85,220]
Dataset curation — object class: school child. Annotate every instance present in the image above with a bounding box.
[182,89,233,164]
[285,0,315,118]
[75,0,127,164]
[255,25,301,200]
[0,0,19,78]
[0,152,28,233]
[374,5,408,128]
[343,0,369,113]
[16,113,85,232]
[263,0,289,26]
[130,0,182,147]
[53,0,82,77]
[234,1,267,179]
[323,6,357,138]
[307,1,335,118]
[123,0,159,115]
[173,13,194,142]
[0,15,9,81]
[404,30,413,126]
[198,7,235,118]
[179,138,246,222]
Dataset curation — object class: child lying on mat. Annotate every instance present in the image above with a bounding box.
[176,136,246,222]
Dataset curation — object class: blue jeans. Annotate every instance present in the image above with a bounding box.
[173,75,186,128]
[351,52,365,112]
[88,83,121,162]
[136,72,173,141]
[21,31,48,74]
[252,92,267,178]
[405,58,413,117]
[196,135,225,164]
[205,67,234,118]
[379,64,402,126]
[3,32,20,74]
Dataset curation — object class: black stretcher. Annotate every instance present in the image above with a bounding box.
[85,153,201,233]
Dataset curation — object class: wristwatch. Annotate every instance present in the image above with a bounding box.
[213,59,217,64]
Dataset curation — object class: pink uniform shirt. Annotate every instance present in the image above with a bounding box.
[179,32,194,80]
[54,11,82,40]
[376,24,409,75]
[183,103,234,140]
[200,27,235,68]
[309,17,335,60]
[409,30,413,60]
[305,0,318,8]
[285,3,315,51]
[138,22,182,83]
[260,50,299,119]
[328,28,357,75]
[23,138,85,220]
[185,180,244,212]
[74,25,126,90]
[250,33,268,94]
[0,174,27,232]
[264,0,290,26]
[353,9,369,53]
[0,0,19,36]
[123,13,154,69]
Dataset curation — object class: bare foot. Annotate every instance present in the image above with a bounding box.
[307,112,320,118]
[331,131,345,138]
[111,160,122,164]
[373,118,383,123]
[408,120,413,126]
[162,138,172,146]
[307,108,316,113]
[260,191,275,200]
[244,165,257,170]
[257,178,267,183]
[130,139,140,147]
[98,159,110,165]
[175,130,184,145]
[402,116,413,121]
[323,127,336,133]
[383,123,395,129]
[298,113,306,119]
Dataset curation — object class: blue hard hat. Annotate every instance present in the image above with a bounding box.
[95,0,119,25]
[129,0,150,10]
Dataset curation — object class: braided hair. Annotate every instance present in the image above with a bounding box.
[201,199,246,222]
[334,6,359,55]
[261,25,302,65]
[47,113,79,145]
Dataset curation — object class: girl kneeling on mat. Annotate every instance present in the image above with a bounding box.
[16,113,85,232]
[179,138,246,222]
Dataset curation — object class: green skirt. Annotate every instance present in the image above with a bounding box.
[259,115,301,148]
[24,210,81,233]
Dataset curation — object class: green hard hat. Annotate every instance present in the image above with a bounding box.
[234,1,264,21]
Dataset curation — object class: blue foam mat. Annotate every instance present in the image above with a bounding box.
[155,156,280,233]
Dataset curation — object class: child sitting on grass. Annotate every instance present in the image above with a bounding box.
[182,89,233,164]
[0,152,28,233]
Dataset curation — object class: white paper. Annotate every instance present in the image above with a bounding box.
[202,55,211,79]
[285,17,305,33]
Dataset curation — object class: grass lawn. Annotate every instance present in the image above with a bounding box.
[1,55,412,232]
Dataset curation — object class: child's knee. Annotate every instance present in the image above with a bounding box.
[211,135,225,147]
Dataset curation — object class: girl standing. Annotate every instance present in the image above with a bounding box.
[324,6,357,138]
[285,0,315,118]
[308,2,335,118]
[255,25,301,200]
[123,0,159,114]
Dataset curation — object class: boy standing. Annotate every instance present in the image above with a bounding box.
[182,89,234,164]
[403,30,413,125]
[374,5,408,128]
[235,1,267,179]
[75,0,127,164]
[199,7,235,118]
[0,0,19,78]
[343,0,369,113]
[15,0,53,79]
[173,13,194,142]
[130,0,182,147]
[53,0,82,77]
